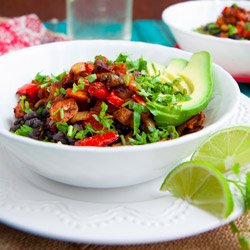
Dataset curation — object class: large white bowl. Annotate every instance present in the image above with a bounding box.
[162,0,250,77]
[0,40,240,188]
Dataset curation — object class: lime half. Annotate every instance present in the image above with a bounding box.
[160,161,234,218]
[191,126,250,173]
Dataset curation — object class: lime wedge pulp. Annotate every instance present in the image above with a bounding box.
[191,126,250,173]
[160,161,234,218]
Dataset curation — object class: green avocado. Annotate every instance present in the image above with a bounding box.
[153,62,166,75]
[163,58,191,93]
[142,56,155,77]
[146,51,213,127]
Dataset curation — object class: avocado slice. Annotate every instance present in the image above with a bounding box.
[153,62,166,75]
[147,51,213,127]
[163,58,191,94]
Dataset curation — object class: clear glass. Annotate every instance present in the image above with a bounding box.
[66,0,133,40]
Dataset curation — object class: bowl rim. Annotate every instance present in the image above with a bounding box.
[162,0,250,45]
[0,40,241,153]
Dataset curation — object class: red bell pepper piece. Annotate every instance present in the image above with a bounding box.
[82,110,113,131]
[107,89,125,107]
[85,63,95,75]
[132,93,146,105]
[17,83,39,100]
[88,82,109,100]
[75,131,120,147]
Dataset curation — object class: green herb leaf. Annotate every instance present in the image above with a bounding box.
[228,24,238,36]
[238,235,250,250]
[115,52,129,63]
[245,172,250,210]
[230,221,240,233]
[56,122,69,133]
[14,125,33,136]
[232,162,241,176]
[20,96,33,114]
[86,74,97,83]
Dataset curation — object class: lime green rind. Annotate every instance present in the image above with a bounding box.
[160,161,234,218]
[191,126,250,173]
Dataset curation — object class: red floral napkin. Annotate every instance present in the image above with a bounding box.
[0,14,68,56]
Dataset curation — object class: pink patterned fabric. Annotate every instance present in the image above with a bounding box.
[0,14,68,56]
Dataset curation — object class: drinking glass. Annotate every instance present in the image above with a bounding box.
[66,0,133,40]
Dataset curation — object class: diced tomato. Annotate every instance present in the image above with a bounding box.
[17,83,39,100]
[88,82,109,100]
[75,131,120,147]
[132,93,146,105]
[107,89,125,108]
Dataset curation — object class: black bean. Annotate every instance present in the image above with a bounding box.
[28,129,40,140]
[14,118,24,125]
[24,118,44,129]
[41,109,50,118]
[73,123,83,131]
[9,124,21,132]
[52,131,68,144]
[23,112,40,120]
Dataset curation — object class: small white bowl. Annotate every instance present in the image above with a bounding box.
[0,40,240,188]
[162,0,250,77]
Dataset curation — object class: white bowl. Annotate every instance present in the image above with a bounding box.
[162,0,250,77]
[0,40,240,188]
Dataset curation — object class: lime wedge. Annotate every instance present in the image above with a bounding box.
[191,126,250,173]
[160,161,234,218]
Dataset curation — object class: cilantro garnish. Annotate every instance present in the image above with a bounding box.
[52,107,64,120]
[227,24,238,36]
[86,74,97,83]
[20,96,33,114]
[54,87,66,96]
[227,165,250,250]
[34,72,49,83]
[14,125,33,136]
[92,102,115,132]
[50,71,67,83]
[115,53,130,63]
[56,122,69,133]
[56,122,78,139]
[46,101,52,109]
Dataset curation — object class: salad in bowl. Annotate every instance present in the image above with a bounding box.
[10,51,212,147]
[0,40,239,188]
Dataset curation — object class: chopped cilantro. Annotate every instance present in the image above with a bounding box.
[227,24,238,36]
[115,52,129,63]
[20,96,33,114]
[86,74,97,83]
[54,87,66,96]
[56,122,69,133]
[14,125,33,136]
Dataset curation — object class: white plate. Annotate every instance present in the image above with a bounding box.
[0,94,249,244]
